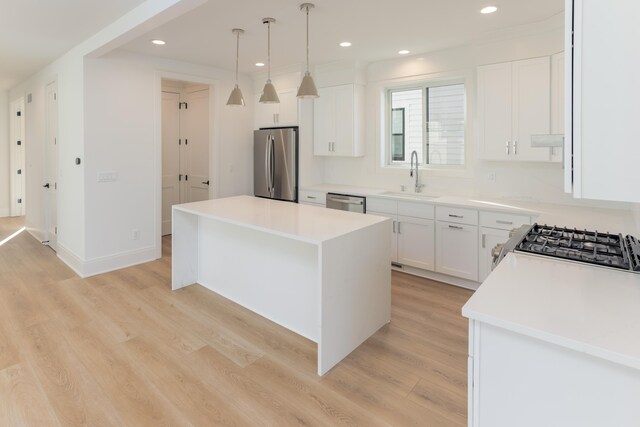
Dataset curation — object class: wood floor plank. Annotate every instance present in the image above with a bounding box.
[62,322,194,426]
[123,336,252,426]
[19,322,125,427]
[0,363,61,427]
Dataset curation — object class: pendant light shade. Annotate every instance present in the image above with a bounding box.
[227,28,246,107]
[297,3,319,98]
[259,18,280,104]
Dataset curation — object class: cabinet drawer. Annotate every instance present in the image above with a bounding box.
[397,201,435,220]
[367,198,397,215]
[479,211,531,230]
[299,190,326,205]
[436,206,478,225]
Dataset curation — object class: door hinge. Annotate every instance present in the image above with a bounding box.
[179,102,188,110]
[179,174,183,181]
[55,226,57,234]
[17,169,21,175]
[54,93,57,101]
[17,141,21,146]
[185,139,188,146]
[17,198,22,204]
[185,175,188,181]
[17,111,21,117]
[179,139,181,145]
[54,182,57,190]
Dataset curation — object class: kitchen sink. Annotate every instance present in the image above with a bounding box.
[380,191,439,200]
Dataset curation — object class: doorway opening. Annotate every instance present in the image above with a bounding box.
[161,79,211,238]
[9,97,25,217]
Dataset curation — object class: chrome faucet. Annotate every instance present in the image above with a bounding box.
[409,150,424,193]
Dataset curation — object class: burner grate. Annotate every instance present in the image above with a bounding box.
[515,224,633,271]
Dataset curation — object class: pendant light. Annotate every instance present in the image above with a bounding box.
[297,3,319,98]
[259,18,280,104]
[226,28,246,106]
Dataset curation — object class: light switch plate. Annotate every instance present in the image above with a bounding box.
[97,171,118,182]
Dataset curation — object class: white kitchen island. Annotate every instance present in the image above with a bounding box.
[172,195,391,375]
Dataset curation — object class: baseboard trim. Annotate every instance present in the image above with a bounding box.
[392,264,480,291]
[82,245,159,278]
[56,244,85,278]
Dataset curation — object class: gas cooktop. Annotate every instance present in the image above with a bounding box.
[514,224,640,273]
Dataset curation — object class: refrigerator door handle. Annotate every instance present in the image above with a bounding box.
[270,137,276,195]
[264,136,271,194]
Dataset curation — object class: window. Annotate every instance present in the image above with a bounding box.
[388,83,465,166]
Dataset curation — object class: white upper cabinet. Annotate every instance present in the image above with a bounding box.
[566,0,640,203]
[254,87,298,129]
[550,51,565,163]
[478,57,553,162]
[313,84,364,157]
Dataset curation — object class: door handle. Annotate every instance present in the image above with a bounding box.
[202,180,210,185]
[506,141,510,155]
[265,136,271,192]
[43,183,50,188]
[270,137,276,193]
[514,141,518,155]
[448,225,464,230]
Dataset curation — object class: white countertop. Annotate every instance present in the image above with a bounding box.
[462,252,640,370]
[173,195,389,245]
[302,184,639,235]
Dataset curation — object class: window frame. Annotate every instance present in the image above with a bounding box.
[384,78,467,170]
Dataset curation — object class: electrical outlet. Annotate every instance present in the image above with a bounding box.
[132,229,140,240]
[487,172,496,181]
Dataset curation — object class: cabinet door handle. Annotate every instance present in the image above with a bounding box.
[506,141,511,155]
[482,234,486,248]
[449,214,463,218]
[306,195,316,200]
[392,220,396,234]
[514,140,518,155]
[496,220,513,225]
[328,142,331,152]
[397,222,401,234]
[448,225,463,230]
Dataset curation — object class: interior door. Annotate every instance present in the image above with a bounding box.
[10,98,25,216]
[161,91,180,236]
[45,82,58,251]
[183,89,210,203]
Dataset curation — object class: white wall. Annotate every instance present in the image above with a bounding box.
[0,91,9,216]
[82,50,253,271]
[313,14,633,210]
[5,0,207,274]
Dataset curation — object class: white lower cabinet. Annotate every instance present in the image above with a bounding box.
[397,216,435,271]
[478,227,511,282]
[436,222,479,281]
[368,211,399,263]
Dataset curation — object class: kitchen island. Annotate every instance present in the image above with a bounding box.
[462,253,640,426]
[172,195,391,375]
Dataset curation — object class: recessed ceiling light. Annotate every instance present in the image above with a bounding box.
[398,50,410,55]
[340,42,352,47]
[255,62,265,67]
[151,39,166,45]
[480,6,498,14]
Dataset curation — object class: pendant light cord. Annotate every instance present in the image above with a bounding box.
[305,6,310,73]
[235,31,240,84]
[267,21,272,82]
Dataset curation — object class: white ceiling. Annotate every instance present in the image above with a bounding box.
[0,0,147,91]
[121,0,564,75]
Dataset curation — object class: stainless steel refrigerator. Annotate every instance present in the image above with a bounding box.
[254,127,298,202]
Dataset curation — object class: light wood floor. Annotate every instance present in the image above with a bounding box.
[0,216,473,426]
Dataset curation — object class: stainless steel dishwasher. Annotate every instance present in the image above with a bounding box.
[325,193,366,214]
